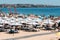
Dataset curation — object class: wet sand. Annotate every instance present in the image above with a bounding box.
[0,30,60,40]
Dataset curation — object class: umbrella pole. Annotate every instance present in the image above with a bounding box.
[12,26,15,40]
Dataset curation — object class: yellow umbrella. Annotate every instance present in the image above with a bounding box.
[56,32,60,36]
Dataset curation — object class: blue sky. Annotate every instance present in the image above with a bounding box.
[0,0,60,6]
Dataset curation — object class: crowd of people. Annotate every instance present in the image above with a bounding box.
[0,12,60,33]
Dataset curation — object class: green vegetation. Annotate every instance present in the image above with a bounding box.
[0,4,60,8]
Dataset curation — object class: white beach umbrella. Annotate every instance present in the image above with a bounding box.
[6,17,16,23]
[0,17,2,19]
[10,19,16,22]
[43,19,54,24]
[32,22,38,25]
[10,17,16,20]
[15,22,22,25]
[4,20,10,24]
[9,22,22,26]
[9,22,16,25]
[49,21,54,25]
[0,20,5,23]
[0,18,3,21]
[5,17,11,21]
[24,18,31,23]
[20,20,27,23]
[0,18,5,23]
[26,17,32,21]
[27,21,38,25]
[16,18,23,21]
[56,20,60,23]
[33,18,42,22]
[27,22,33,25]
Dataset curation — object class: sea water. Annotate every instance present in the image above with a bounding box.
[0,7,60,16]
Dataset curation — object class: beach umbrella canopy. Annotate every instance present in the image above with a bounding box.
[27,21,38,25]
[0,18,5,23]
[5,17,12,21]
[10,19,16,22]
[4,20,9,24]
[26,17,32,21]
[21,21,26,23]
[32,18,42,22]
[24,18,31,23]
[43,19,54,24]
[0,17,2,19]
[9,17,16,20]
[9,22,22,26]
[0,20,5,23]
[27,21,33,24]
[16,18,23,21]
[56,20,60,23]
[32,22,38,25]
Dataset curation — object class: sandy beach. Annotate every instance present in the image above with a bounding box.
[0,11,60,40]
[0,30,60,40]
